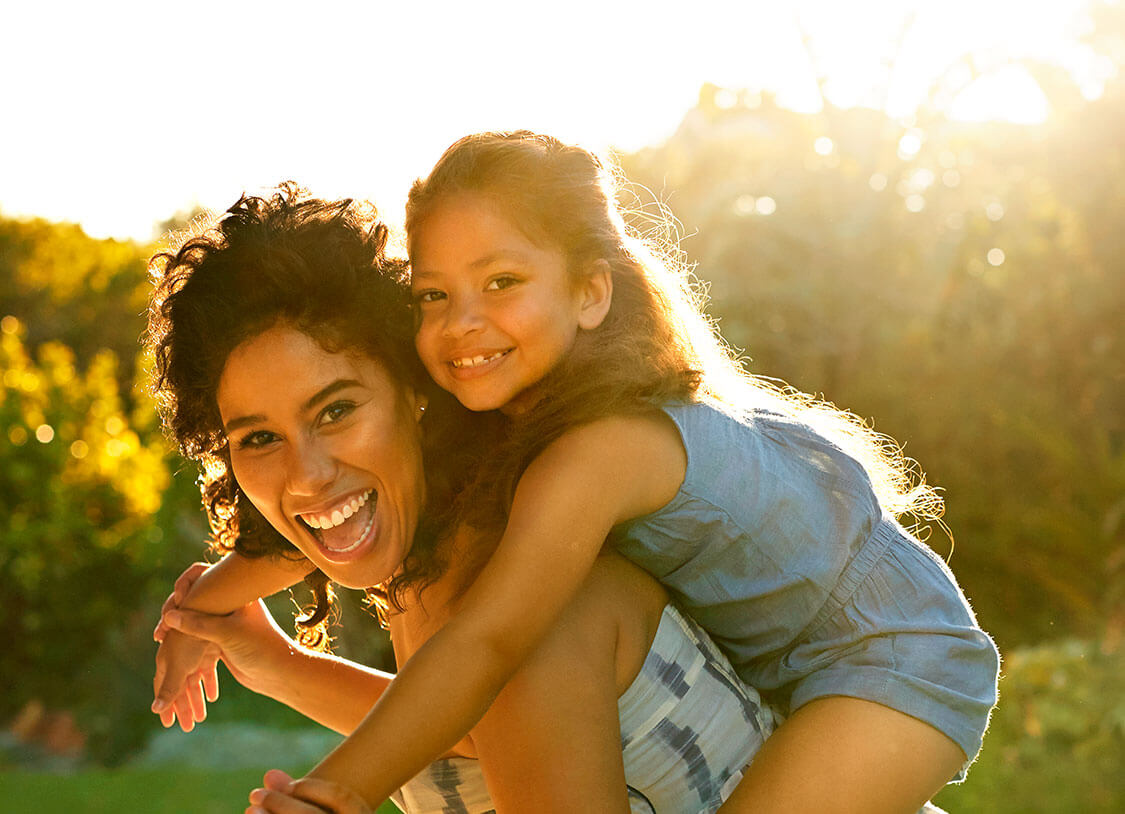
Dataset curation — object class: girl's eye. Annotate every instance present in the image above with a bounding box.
[320,401,355,425]
[413,288,445,304]
[484,275,520,291]
[236,430,278,450]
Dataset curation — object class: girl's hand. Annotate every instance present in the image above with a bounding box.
[247,769,372,814]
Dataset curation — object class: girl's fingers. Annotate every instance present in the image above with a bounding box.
[248,787,332,814]
[252,770,370,814]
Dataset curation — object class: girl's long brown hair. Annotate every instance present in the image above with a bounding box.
[402,131,944,578]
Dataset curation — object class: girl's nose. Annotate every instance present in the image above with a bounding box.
[441,295,485,339]
[284,441,336,497]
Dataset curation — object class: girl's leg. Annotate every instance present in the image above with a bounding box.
[718,696,965,814]
[469,553,668,814]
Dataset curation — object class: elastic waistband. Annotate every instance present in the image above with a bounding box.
[791,515,900,646]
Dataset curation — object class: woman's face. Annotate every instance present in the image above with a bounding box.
[410,193,599,415]
[217,324,427,589]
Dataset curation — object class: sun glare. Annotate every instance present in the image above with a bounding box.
[0,0,1110,241]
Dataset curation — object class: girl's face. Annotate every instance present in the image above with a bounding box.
[217,324,427,589]
[410,193,610,415]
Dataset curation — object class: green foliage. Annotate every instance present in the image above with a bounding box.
[0,317,205,762]
[0,218,151,379]
[935,637,1125,812]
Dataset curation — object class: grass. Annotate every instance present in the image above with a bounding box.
[0,767,402,813]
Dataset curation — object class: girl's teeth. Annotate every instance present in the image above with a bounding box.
[331,510,345,526]
[452,351,504,369]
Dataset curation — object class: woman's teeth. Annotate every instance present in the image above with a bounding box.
[450,350,507,369]
[303,490,372,530]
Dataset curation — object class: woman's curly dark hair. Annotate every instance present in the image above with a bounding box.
[147,183,480,642]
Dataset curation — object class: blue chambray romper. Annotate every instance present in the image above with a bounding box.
[609,401,1000,778]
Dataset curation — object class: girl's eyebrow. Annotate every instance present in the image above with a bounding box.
[413,250,528,280]
[222,379,362,434]
[469,249,527,269]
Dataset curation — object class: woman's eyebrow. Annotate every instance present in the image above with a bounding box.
[303,379,363,411]
[224,413,265,434]
[222,379,362,435]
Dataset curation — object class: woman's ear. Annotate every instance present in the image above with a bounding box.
[576,259,613,330]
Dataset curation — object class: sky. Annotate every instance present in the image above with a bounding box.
[0,0,1112,243]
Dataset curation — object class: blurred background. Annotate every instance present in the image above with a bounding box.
[1,1,1122,811]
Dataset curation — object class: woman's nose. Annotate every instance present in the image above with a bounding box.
[284,441,336,497]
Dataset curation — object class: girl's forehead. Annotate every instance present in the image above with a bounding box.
[408,192,556,267]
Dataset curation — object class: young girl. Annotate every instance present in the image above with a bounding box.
[155,132,998,812]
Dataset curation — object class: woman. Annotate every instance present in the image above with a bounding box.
[147,184,775,812]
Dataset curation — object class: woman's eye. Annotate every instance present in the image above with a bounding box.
[320,401,355,425]
[413,288,445,304]
[485,275,519,291]
[236,430,277,450]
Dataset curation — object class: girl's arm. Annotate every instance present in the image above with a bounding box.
[303,412,686,806]
[151,552,315,727]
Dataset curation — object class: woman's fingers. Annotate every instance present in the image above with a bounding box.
[174,561,210,598]
[201,663,220,703]
[164,608,224,643]
[172,690,196,733]
[153,562,209,642]
[185,674,208,724]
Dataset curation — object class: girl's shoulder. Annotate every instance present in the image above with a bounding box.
[526,409,689,521]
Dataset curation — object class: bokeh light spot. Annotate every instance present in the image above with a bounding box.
[986,202,1005,221]
[814,137,834,156]
[1,316,19,335]
[897,131,923,160]
[869,173,888,191]
[714,88,738,109]
[943,170,961,188]
[9,426,28,446]
[734,195,756,216]
[988,248,1006,266]
[105,416,125,435]
[70,439,89,459]
[106,438,128,457]
[755,196,777,216]
[905,194,926,212]
[35,424,55,443]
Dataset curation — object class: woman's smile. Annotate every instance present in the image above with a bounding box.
[217,324,427,588]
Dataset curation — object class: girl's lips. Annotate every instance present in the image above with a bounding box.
[446,349,511,381]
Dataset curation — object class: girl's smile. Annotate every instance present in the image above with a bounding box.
[217,324,427,588]
[410,193,610,415]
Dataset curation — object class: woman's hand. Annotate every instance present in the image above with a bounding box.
[247,769,372,814]
[162,596,296,699]
[152,563,221,731]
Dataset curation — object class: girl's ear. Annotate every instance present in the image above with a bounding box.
[576,259,613,330]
